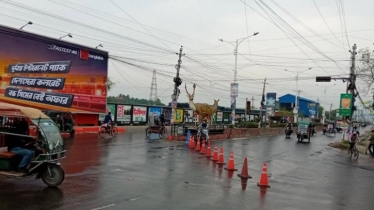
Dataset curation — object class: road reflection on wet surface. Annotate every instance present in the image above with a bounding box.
[1,131,374,210]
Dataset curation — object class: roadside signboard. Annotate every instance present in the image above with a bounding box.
[0,25,108,113]
[339,94,353,117]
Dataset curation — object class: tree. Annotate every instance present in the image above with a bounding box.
[357,48,374,92]
[107,94,166,106]
[107,77,116,91]
[318,106,324,118]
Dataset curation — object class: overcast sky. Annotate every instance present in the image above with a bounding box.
[1,0,374,110]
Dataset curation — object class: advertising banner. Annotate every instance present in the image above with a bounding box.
[223,112,230,122]
[0,25,108,113]
[230,83,238,97]
[217,112,223,122]
[266,92,276,107]
[117,105,131,123]
[162,108,172,121]
[174,109,184,123]
[149,107,161,117]
[212,112,217,123]
[184,110,193,122]
[133,106,147,122]
[339,94,353,117]
[231,96,236,110]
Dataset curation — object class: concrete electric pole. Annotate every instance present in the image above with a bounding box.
[170,46,184,128]
[259,78,267,122]
[348,44,357,131]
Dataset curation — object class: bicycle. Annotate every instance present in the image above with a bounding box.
[99,122,118,138]
[347,141,359,160]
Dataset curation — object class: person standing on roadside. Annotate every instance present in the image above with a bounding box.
[368,129,374,157]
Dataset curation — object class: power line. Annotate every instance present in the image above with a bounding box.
[108,0,172,51]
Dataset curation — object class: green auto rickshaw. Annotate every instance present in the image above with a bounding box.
[296,121,311,143]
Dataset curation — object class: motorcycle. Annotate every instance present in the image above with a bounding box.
[285,127,292,138]
[311,127,316,136]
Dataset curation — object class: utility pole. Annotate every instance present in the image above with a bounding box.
[329,103,333,120]
[170,46,184,128]
[259,78,267,123]
[294,90,302,123]
[348,44,357,132]
[251,96,255,110]
[219,32,259,126]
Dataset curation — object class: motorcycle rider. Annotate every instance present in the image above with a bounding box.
[285,123,292,135]
[198,118,209,142]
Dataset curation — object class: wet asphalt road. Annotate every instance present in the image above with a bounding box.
[1,130,374,210]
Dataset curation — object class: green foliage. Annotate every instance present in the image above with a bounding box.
[236,122,259,128]
[277,108,292,116]
[107,94,166,106]
[107,77,116,91]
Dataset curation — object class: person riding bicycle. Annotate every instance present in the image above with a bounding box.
[103,112,113,130]
[349,131,358,151]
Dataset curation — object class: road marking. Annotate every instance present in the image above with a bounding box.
[90,204,115,210]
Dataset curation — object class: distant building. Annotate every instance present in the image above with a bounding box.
[278,94,319,118]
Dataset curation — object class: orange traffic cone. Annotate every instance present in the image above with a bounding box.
[237,157,252,179]
[217,148,226,165]
[224,151,238,171]
[188,136,193,148]
[195,138,201,151]
[189,136,195,149]
[211,147,219,161]
[200,141,206,154]
[205,142,212,157]
[257,162,270,188]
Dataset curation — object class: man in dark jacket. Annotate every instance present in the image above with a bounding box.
[159,112,165,126]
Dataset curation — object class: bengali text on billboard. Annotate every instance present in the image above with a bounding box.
[0,26,108,113]
[117,105,131,123]
[133,106,147,122]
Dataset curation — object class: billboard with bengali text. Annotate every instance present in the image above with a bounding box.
[133,106,147,122]
[0,25,108,113]
[117,105,131,123]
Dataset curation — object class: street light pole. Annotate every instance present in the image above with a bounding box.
[219,32,259,125]
[284,67,312,123]
[315,83,336,123]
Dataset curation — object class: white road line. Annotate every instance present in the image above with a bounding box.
[90,204,115,210]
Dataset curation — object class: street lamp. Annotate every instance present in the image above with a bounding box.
[316,83,336,123]
[219,32,259,125]
[20,21,33,30]
[284,67,312,123]
[59,33,73,39]
[96,44,103,49]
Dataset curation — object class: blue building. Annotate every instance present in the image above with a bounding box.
[278,94,319,118]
